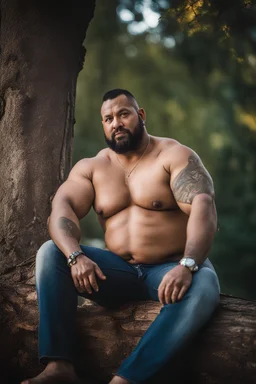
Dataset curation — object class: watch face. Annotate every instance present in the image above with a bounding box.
[185,258,195,267]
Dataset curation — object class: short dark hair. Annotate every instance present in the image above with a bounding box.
[102,88,136,103]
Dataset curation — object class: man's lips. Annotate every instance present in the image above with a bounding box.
[115,131,127,137]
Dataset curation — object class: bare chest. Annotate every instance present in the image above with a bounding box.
[92,160,178,219]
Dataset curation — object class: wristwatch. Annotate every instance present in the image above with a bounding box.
[179,257,198,272]
[67,250,85,268]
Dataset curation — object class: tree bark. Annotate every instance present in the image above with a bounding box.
[75,294,256,384]
[0,0,95,382]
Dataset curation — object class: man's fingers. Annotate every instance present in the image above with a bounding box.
[88,273,99,292]
[177,285,189,301]
[83,277,92,294]
[171,286,180,304]
[160,282,189,305]
[158,283,165,304]
[74,278,87,293]
[159,281,174,305]
[165,283,175,304]
[164,279,176,304]
[73,278,83,292]
[95,265,106,280]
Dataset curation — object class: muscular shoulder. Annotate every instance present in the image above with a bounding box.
[153,136,180,151]
[153,137,189,166]
[164,142,196,171]
[68,158,94,181]
[156,138,214,204]
[155,138,197,170]
[53,152,111,218]
[69,149,110,181]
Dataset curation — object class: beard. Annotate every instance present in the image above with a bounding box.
[104,116,145,154]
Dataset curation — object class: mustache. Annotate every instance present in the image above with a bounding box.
[112,127,129,139]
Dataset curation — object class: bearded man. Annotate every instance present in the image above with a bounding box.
[22,89,220,384]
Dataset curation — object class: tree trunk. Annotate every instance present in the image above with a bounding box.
[75,294,256,384]
[0,0,95,382]
[2,291,256,383]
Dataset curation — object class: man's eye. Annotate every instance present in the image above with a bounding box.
[105,118,112,122]
[121,112,128,117]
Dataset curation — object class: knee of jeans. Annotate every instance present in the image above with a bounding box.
[36,240,63,276]
[190,267,220,309]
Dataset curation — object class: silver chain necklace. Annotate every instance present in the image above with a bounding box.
[116,136,150,182]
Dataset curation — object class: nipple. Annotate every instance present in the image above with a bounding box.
[152,201,162,209]
[96,209,104,216]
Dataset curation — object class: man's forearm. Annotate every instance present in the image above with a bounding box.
[48,203,83,259]
[184,193,217,264]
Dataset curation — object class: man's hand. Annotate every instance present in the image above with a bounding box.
[158,265,192,305]
[71,255,106,294]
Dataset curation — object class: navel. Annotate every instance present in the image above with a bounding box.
[152,200,163,209]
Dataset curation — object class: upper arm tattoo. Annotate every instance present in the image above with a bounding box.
[172,155,214,204]
[58,217,80,239]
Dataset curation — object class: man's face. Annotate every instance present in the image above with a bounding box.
[101,95,145,154]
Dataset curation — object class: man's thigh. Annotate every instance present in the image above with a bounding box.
[79,245,146,307]
[142,261,180,301]
[142,259,219,302]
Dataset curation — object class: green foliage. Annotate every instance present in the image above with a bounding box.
[74,0,256,299]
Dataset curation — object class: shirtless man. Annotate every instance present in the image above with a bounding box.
[22,89,220,384]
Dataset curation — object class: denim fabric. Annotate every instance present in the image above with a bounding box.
[36,240,220,383]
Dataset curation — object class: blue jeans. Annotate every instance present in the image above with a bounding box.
[36,240,220,384]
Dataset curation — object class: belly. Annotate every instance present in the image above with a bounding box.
[104,206,188,264]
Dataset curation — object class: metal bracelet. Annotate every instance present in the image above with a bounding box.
[67,250,84,268]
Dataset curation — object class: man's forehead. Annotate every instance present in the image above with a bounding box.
[101,95,138,117]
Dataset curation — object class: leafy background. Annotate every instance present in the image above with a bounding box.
[74,0,256,300]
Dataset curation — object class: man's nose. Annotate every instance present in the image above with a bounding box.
[112,117,123,130]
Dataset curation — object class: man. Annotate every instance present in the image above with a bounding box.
[22,89,220,384]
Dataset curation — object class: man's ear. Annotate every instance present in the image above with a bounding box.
[138,108,146,122]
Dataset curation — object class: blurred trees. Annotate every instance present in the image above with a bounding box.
[74,0,256,299]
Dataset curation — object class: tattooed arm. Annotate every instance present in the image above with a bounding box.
[170,145,217,265]
[158,145,217,304]
[48,159,106,294]
[48,159,95,258]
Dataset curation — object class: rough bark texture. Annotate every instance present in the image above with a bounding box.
[1,291,256,383]
[0,0,95,382]
[76,295,256,384]
[0,0,95,271]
